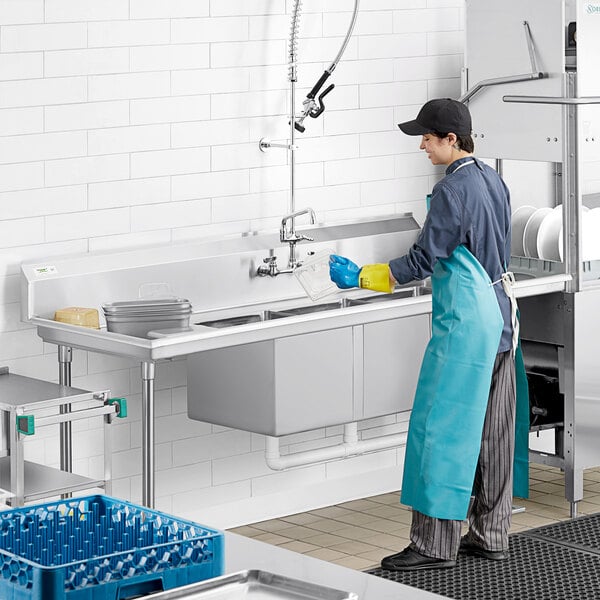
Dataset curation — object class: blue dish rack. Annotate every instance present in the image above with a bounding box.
[0,494,224,600]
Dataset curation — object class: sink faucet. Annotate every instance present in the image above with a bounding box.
[257,207,317,276]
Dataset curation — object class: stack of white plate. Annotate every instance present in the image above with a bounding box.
[511,206,536,257]
[535,206,562,261]
[522,207,552,258]
[512,205,600,262]
[102,298,192,337]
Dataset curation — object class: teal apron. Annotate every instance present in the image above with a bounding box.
[400,245,530,519]
[400,244,505,520]
[513,324,530,499]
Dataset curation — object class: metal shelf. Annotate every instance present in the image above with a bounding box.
[0,366,121,506]
[0,367,95,412]
[0,458,104,504]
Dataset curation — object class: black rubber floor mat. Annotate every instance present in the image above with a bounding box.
[524,512,600,554]
[367,535,600,600]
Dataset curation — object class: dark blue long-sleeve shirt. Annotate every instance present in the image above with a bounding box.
[389,156,512,353]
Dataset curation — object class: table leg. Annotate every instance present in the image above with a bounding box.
[58,346,73,474]
[141,361,155,508]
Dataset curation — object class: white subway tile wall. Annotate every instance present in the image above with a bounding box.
[0,0,464,525]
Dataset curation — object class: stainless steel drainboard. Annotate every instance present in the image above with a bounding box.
[195,287,430,329]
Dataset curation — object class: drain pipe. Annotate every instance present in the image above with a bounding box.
[265,422,408,471]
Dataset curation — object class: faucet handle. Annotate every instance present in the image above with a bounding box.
[263,256,277,263]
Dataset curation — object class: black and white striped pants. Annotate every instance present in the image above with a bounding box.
[409,350,517,560]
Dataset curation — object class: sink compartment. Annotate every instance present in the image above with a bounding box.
[277,298,364,316]
[361,286,431,303]
[196,310,284,328]
[196,299,367,328]
[194,288,430,330]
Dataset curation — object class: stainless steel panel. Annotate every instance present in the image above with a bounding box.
[188,329,354,436]
[518,292,566,345]
[187,341,277,435]
[22,215,420,321]
[574,288,600,471]
[147,570,357,600]
[362,316,430,419]
[577,0,600,97]
[274,329,354,435]
[465,0,565,161]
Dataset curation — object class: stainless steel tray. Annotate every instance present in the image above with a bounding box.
[146,570,358,599]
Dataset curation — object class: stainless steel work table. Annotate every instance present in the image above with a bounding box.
[29,272,567,509]
[222,531,446,600]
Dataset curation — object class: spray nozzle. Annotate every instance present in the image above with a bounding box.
[294,70,336,132]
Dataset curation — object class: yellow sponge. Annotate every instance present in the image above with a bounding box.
[54,307,100,329]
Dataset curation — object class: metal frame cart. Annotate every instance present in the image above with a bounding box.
[465,0,600,517]
[0,366,126,506]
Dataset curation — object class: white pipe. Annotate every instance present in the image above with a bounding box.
[264,422,408,471]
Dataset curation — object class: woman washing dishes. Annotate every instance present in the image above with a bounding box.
[329,98,528,571]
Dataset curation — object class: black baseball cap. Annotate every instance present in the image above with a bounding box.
[398,98,472,136]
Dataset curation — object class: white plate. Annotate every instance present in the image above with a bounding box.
[511,205,536,257]
[523,207,552,258]
[536,205,563,262]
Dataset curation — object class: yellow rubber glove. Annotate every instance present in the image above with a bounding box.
[359,264,394,293]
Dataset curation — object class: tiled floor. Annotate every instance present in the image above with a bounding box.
[229,464,600,572]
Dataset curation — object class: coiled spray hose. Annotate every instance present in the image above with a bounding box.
[290,0,360,132]
[288,0,302,83]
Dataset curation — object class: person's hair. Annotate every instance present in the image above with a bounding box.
[431,131,474,153]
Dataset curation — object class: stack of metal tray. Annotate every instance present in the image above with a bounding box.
[102,298,192,337]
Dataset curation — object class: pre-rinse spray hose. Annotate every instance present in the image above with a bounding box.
[288,0,302,83]
[290,0,360,131]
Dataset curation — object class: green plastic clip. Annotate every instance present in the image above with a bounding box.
[108,397,127,418]
[16,415,35,436]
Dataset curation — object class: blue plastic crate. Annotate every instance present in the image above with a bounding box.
[0,494,224,600]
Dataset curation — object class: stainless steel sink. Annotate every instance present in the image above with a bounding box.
[277,298,364,316]
[361,286,431,303]
[196,310,285,328]
[195,287,430,329]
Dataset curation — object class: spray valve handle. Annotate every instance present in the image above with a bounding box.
[309,84,335,119]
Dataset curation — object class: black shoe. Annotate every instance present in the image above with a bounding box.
[381,547,456,571]
[459,537,508,561]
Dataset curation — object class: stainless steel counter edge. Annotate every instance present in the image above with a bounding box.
[31,274,569,362]
[224,532,447,600]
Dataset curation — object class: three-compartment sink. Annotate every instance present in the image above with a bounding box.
[195,286,431,329]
